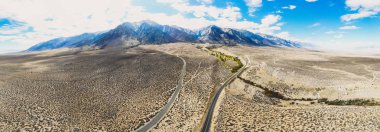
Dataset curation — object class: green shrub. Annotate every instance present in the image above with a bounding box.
[209,50,243,73]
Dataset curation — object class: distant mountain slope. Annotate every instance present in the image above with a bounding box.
[27,33,102,51]
[258,33,302,48]
[27,21,302,51]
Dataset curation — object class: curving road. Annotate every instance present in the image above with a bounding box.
[200,56,248,132]
[135,55,186,132]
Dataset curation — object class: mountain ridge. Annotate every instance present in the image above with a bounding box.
[27,21,302,51]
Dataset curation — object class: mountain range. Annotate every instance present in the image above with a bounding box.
[27,20,302,51]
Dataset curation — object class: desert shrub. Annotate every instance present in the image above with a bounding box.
[318,98,380,106]
[209,50,243,73]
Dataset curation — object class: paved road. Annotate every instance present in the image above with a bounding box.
[135,56,186,132]
[200,57,248,132]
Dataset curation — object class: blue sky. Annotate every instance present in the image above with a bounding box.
[1,0,380,53]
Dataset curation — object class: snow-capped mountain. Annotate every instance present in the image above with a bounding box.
[196,25,282,46]
[27,21,302,51]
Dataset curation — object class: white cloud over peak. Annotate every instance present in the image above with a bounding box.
[0,0,140,36]
[0,0,150,52]
[255,15,282,34]
[157,0,242,21]
[244,0,263,15]
[154,0,279,33]
[261,15,281,26]
[341,0,380,21]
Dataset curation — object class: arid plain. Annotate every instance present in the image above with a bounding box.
[0,47,184,131]
[217,45,380,131]
[0,44,380,131]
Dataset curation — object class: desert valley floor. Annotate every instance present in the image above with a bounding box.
[0,43,380,131]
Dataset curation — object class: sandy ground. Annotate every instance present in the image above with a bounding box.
[216,45,380,131]
[0,47,182,131]
[223,45,380,100]
[218,93,380,131]
[2,44,380,131]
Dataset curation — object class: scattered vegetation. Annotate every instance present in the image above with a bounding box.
[209,50,243,73]
[238,77,287,100]
[205,45,222,50]
[239,77,380,107]
[318,98,380,106]
[219,94,380,131]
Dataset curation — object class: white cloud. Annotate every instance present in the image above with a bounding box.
[339,25,359,30]
[261,15,281,26]
[0,21,31,35]
[309,22,321,28]
[255,14,282,34]
[346,0,380,10]
[0,31,52,53]
[289,5,297,10]
[119,0,282,35]
[244,0,262,15]
[282,5,297,10]
[308,39,380,54]
[0,0,140,36]
[325,31,343,34]
[325,31,337,34]
[197,0,214,4]
[157,0,242,21]
[275,31,308,43]
[341,10,377,21]
[334,34,344,38]
[342,0,380,21]
[306,0,318,2]
[324,30,345,39]
[0,0,149,53]
[156,0,186,4]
